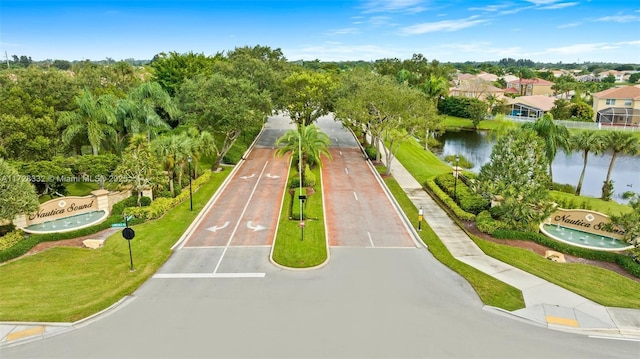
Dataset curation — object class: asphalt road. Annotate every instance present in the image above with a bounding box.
[3,114,639,358]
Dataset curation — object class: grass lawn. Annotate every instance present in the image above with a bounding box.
[550,191,633,215]
[473,238,640,308]
[393,138,451,184]
[383,175,525,311]
[0,170,230,322]
[272,166,327,268]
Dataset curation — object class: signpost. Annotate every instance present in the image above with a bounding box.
[122,215,135,271]
[418,206,423,231]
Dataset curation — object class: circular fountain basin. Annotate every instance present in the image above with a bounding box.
[540,224,632,251]
[22,210,109,234]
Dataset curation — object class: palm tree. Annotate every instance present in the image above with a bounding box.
[152,133,192,197]
[601,131,640,200]
[522,113,570,185]
[186,127,215,178]
[570,130,606,196]
[420,74,449,108]
[59,88,118,155]
[275,124,332,187]
[118,82,178,143]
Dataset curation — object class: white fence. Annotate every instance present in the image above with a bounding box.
[497,115,640,132]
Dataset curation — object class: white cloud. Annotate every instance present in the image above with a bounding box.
[400,17,488,34]
[557,22,581,28]
[325,28,360,36]
[360,0,426,14]
[539,2,579,10]
[545,42,620,55]
[596,14,640,23]
[286,43,398,61]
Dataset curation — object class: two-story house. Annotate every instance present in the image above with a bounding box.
[593,86,640,127]
[506,78,555,96]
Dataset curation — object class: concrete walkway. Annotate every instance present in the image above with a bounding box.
[385,149,640,339]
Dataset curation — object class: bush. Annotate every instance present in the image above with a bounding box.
[475,211,505,234]
[0,230,25,251]
[289,165,315,188]
[433,173,489,215]
[365,145,378,160]
[552,183,575,194]
[424,179,476,221]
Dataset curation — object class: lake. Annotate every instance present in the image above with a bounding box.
[435,130,640,204]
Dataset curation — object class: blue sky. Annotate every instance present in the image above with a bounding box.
[1,0,639,63]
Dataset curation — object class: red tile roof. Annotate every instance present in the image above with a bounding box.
[507,78,555,86]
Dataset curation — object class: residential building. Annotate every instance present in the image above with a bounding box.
[506,78,555,96]
[592,86,640,127]
[507,95,556,119]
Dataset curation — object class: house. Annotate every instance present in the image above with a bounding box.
[507,95,556,119]
[449,79,505,101]
[592,86,640,127]
[597,70,628,83]
[506,78,555,96]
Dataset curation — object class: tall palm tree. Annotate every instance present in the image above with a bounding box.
[152,133,192,197]
[522,113,570,184]
[186,127,215,178]
[570,130,606,196]
[420,74,449,108]
[275,124,332,187]
[58,88,117,155]
[601,131,640,199]
[118,82,178,143]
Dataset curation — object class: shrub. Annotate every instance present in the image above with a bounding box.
[475,211,505,234]
[0,230,25,251]
[552,183,575,194]
[365,145,378,160]
[424,179,476,221]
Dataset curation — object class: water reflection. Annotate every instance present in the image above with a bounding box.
[435,130,639,204]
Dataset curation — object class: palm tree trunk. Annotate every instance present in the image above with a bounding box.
[548,163,554,188]
[605,151,618,184]
[575,150,589,195]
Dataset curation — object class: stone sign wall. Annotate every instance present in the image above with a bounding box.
[547,208,624,240]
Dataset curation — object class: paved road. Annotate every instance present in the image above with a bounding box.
[3,114,639,358]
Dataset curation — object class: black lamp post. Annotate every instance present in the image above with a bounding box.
[187,156,193,211]
[453,155,460,202]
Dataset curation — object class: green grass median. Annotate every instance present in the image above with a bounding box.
[272,166,327,268]
[0,171,230,322]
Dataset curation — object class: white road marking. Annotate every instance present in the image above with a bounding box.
[213,161,269,274]
[353,192,358,201]
[240,174,255,180]
[368,232,374,247]
[153,273,266,279]
[206,221,230,232]
[247,221,266,231]
[345,168,349,175]
[265,173,280,179]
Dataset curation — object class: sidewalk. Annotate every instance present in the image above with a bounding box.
[385,151,640,339]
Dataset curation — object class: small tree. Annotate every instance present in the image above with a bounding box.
[476,128,553,231]
[0,159,39,221]
[114,135,160,206]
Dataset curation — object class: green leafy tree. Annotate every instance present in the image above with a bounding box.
[0,159,39,221]
[0,114,59,161]
[275,124,332,187]
[606,193,640,249]
[522,113,570,184]
[600,132,640,200]
[114,135,160,206]
[177,74,272,170]
[152,133,193,197]
[149,51,216,96]
[570,130,606,195]
[476,128,553,231]
[15,159,73,197]
[280,70,338,126]
[75,154,120,189]
[420,74,449,108]
[629,73,640,84]
[438,96,487,128]
[58,88,118,155]
[550,99,573,120]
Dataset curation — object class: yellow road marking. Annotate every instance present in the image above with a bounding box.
[546,315,579,327]
[6,326,45,341]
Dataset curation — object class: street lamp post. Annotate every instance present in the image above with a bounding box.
[453,155,460,202]
[187,156,193,211]
[298,127,304,241]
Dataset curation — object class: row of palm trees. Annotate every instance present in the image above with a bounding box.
[523,114,640,200]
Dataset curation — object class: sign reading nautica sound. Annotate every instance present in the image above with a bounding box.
[540,208,632,251]
[15,192,111,234]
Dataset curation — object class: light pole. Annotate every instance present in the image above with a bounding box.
[418,206,423,231]
[453,155,460,202]
[187,156,193,211]
[298,126,305,240]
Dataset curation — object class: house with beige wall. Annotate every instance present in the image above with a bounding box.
[506,78,555,96]
[592,86,640,127]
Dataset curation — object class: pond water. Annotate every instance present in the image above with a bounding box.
[435,130,640,204]
[540,224,632,251]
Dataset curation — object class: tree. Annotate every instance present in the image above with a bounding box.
[117,82,177,144]
[522,113,570,184]
[177,74,272,170]
[476,128,553,231]
[600,131,640,200]
[420,74,449,108]
[114,135,160,206]
[149,51,216,96]
[438,96,487,128]
[0,114,59,161]
[606,193,640,250]
[280,70,338,126]
[74,154,120,190]
[629,73,640,84]
[58,88,118,155]
[152,133,193,197]
[275,124,332,187]
[570,130,606,195]
[0,159,39,221]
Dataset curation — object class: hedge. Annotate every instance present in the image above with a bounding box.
[492,229,640,279]
[424,179,476,221]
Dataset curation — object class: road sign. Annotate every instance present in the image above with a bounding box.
[111,223,127,228]
[122,227,135,240]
